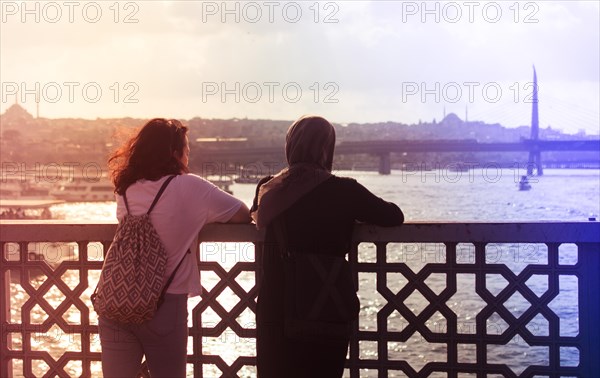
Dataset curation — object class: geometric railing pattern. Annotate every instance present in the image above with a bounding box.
[346,224,600,378]
[1,221,599,377]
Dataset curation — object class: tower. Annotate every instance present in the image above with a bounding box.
[527,66,543,176]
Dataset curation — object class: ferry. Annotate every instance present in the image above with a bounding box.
[234,167,261,184]
[0,177,52,199]
[50,178,115,202]
[234,175,260,184]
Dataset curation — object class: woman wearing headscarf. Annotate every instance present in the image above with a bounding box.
[251,115,404,377]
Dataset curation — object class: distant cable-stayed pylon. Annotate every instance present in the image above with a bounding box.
[527,66,542,176]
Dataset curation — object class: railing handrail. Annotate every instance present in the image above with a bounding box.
[2,220,599,243]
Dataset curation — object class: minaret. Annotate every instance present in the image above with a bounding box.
[527,66,542,175]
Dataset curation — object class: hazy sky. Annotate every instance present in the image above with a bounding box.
[1,1,599,134]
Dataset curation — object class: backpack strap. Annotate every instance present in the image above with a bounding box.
[157,248,192,307]
[146,174,180,303]
[147,175,177,215]
[122,175,176,215]
[123,192,131,214]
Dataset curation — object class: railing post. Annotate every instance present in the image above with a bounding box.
[1,241,14,378]
[579,242,600,376]
[2,269,12,378]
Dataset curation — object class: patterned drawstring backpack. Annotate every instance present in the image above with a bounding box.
[91,175,188,323]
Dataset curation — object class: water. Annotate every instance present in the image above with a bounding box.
[9,169,599,377]
[50,168,600,222]
[344,168,599,222]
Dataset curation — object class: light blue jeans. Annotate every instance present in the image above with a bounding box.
[99,294,188,378]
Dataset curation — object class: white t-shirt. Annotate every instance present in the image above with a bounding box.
[115,174,243,297]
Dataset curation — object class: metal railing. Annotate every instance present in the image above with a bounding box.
[1,221,599,377]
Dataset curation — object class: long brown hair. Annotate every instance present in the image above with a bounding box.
[109,118,189,195]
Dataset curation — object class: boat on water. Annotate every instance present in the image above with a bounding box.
[0,177,52,199]
[48,175,232,201]
[447,164,471,172]
[234,175,260,184]
[0,198,65,219]
[50,178,115,202]
[234,167,261,184]
[206,176,234,194]
[519,175,532,191]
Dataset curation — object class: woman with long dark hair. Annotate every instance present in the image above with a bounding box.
[99,118,251,377]
[251,115,404,377]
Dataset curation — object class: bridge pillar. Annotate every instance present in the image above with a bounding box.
[527,150,544,176]
[378,152,391,175]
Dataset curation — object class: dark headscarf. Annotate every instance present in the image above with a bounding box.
[252,115,336,229]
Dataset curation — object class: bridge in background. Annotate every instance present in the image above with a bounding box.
[194,139,600,175]
[194,68,599,175]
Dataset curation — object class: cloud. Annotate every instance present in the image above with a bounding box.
[1,1,598,134]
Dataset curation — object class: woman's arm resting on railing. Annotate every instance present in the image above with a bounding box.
[350,179,404,226]
[227,203,252,223]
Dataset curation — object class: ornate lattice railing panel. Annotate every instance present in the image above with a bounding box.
[348,241,580,377]
[345,224,600,378]
[192,241,259,378]
[2,222,599,378]
[1,223,113,378]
